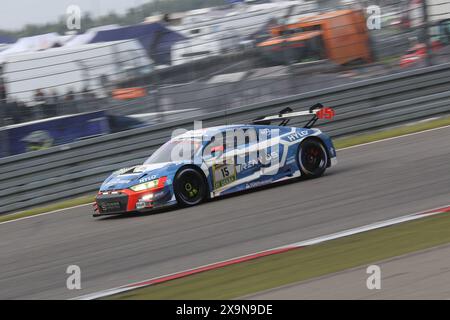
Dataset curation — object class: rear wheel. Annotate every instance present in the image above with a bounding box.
[297,139,328,179]
[174,167,207,207]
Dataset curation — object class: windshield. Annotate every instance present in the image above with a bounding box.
[144,139,203,164]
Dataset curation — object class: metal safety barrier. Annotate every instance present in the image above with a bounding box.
[1,62,450,214]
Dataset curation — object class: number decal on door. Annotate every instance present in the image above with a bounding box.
[213,164,236,189]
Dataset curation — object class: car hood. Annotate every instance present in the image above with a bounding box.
[99,162,185,192]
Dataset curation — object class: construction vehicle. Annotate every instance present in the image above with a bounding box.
[257,9,373,65]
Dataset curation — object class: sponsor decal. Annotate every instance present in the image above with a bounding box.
[101,202,121,211]
[239,159,259,172]
[139,175,157,183]
[114,167,134,175]
[136,202,146,210]
[259,151,279,166]
[238,151,279,172]
[213,164,237,189]
[259,128,272,136]
[316,107,335,120]
[245,179,273,189]
[286,130,309,142]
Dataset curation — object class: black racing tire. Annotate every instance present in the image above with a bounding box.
[297,139,328,179]
[174,167,207,207]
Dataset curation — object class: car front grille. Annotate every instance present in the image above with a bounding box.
[96,193,128,214]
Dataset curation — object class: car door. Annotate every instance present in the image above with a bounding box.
[203,130,238,192]
[234,127,261,181]
[254,127,284,177]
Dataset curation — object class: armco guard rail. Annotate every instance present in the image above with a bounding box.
[1,63,450,214]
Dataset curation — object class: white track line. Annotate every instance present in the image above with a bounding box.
[0,204,91,226]
[74,204,450,300]
[2,124,449,225]
[338,124,450,151]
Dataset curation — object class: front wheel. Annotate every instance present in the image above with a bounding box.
[174,167,207,207]
[297,139,328,179]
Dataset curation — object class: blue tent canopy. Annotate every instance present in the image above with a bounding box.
[88,23,185,65]
[0,35,16,44]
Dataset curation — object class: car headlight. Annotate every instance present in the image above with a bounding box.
[130,178,161,192]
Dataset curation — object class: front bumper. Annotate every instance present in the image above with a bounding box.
[95,192,129,214]
[94,185,174,216]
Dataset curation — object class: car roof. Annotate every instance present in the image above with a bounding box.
[174,124,288,140]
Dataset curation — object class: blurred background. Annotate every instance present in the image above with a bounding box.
[0,0,449,157]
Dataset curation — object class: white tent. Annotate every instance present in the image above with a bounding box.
[0,44,10,53]
[64,25,120,47]
[3,40,153,104]
[0,33,61,61]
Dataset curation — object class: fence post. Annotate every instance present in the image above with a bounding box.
[422,0,433,66]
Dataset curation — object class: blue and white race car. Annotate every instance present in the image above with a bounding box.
[94,104,337,217]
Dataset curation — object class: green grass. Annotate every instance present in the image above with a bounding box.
[333,116,450,149]
[3,116,449,223]
[379,55,401,66]
[0,195,95,223]
[108,211,450,300]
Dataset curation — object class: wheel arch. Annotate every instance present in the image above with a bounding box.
[299,136,332,168]
[175,164,211,199]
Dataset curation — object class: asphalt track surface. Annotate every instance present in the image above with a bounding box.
[0,127,449,299]
[246,244,450,300]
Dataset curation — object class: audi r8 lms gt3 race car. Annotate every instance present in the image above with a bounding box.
[93,104,337,217]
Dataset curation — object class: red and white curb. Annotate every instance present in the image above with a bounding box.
[75,204,450,300]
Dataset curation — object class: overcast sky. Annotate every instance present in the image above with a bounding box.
[0,0,151,31]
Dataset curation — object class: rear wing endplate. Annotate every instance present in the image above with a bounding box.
[252,103,335,128]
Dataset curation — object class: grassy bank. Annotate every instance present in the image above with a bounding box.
[108,211,450,299]
[333,116,450,149]
[0,195,95,223]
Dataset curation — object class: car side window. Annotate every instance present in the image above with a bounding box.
[203,134,224,160]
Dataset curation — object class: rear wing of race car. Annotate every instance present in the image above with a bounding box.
[252,103,335,128]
